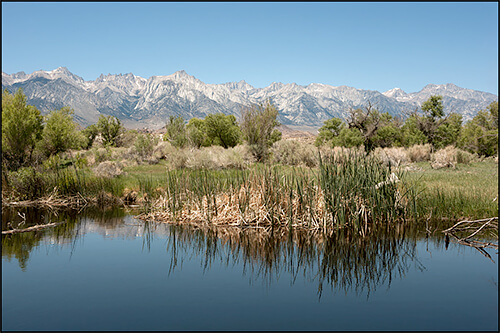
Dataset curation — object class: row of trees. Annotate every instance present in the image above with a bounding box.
[315,96,498,157]
[164,101,282,161]
[2,89,126,171]
[3,88,497,173]
[2,89,283,171]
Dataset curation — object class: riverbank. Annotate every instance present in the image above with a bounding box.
[3,149,497,232]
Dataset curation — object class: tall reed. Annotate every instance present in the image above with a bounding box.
[141,153,417,234]
[318,151,416,233]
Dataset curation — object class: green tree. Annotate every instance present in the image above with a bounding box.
[165,115,188,148]
[336,127,364,148]
[414,95,448,150]
[204,113,242,149]
[315,118,345,147]
[421,95,444,118]
[2,89,44,170]
[371,113,403,148]
[186,117,211,148]
[399,114,428,147]
[97,115,123,147]
[346,102,384,152]
[488,101,498,129]
[240,101,281,161]
[434,113,462,149]
[38,106,84,157]
[81,124,99,149]
[458,101,498,156]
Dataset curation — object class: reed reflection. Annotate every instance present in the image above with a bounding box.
[165,223,426,299]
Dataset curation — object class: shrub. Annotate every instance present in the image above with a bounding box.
[152,141,176,160]
[134,133,159,160]
[407,144,432,162]
[42,154,62,171]
[165,149,188,170]
[93,147,112,164]
[8,167,46,200]
[96,115,123,147]
[93,161,123,178]
[38,106,84,157]
[110,147,128,161]
[240,101,281,162]
[430,146,457,169]
[455,149,476,165]
[271,139,317,167]
[372,147,408,167]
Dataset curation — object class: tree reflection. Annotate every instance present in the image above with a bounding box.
[2,206,81,271]
[2,206,136,270]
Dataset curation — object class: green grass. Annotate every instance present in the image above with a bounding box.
[406,160,498,220]
[3,150,497,226]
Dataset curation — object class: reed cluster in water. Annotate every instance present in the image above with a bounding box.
[139,151,418,233]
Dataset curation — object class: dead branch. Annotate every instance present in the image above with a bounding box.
[442,217,498,233]
[2,221,67,235]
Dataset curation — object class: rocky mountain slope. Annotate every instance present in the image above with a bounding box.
[2,67,497,129]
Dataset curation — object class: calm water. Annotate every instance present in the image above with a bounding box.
[2,206,498,331]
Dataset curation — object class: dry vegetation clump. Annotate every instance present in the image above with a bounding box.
[430,146,479,169]
[317,146,365,162]
[271,139,317,167]
[164,148,188,170]
[185,145,253,170]
[430,146,457,169]
[110,147,128,161]
[152,141,176,161]
[455,149,477,165]
[91,147,113,165]
[372,147,409,167]
[141,176,328,230]
[137,152,414,235]
[216,145,254,169]
[93,161,124,178]
[407,144,432,162]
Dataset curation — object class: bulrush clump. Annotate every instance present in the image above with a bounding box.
[137,152,417,235]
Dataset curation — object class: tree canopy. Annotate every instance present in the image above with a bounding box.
[2,89,44,170]
[97,115,123,147]
[240,101,281,161]
[39,106,84,157]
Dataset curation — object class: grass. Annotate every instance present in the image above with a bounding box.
[407,160,498,220]
[131,153,418,234]
[2,142,497,231]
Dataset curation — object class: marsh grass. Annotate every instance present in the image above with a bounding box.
[138,153,417,233]
[407,160,498,220]
[3,141,496,227]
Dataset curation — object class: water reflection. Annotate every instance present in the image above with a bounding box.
[3,206,496,299]
[2,206,81,271]
[164,223,426,298]
[2,206,142,270]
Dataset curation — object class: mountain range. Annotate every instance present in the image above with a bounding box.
[2,67,497,130]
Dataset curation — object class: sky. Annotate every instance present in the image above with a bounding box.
[2,2,498,95]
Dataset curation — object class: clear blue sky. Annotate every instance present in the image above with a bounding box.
[2,2,498,94]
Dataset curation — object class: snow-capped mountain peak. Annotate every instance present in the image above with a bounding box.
[1,68,497,129]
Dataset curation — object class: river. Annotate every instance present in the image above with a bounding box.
[2,206,498,331]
